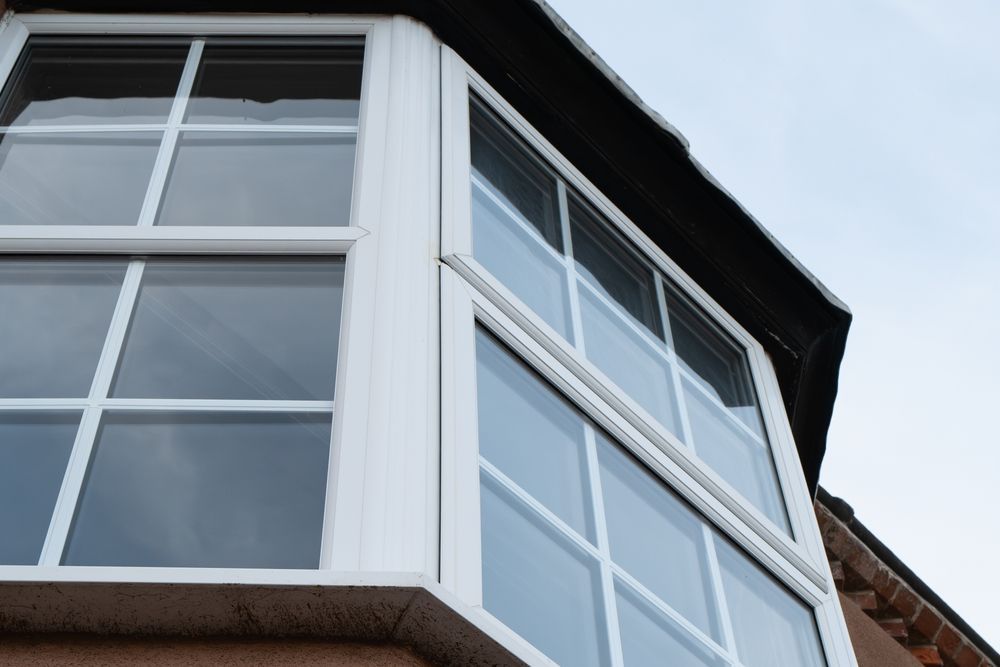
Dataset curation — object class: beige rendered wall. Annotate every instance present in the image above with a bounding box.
[840,592,922,667]
[0,636,434,666]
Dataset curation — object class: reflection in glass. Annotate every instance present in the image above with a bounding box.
[185,40,364,125]
[156,132,356,226]
[684,380,789,533]
[597,436,720,639]
[0,411,79,565]
[0,133,161,226]
[579,287,681,437]
[63,411,331,568]
[0,37,187,127]
[472,184,573,341]
[481,474,609,667]
[615,582,726,667]
[0,259,126,398]
[716,537,826,667]
[667,289,764,436]
[470,99,561,249]
[569,195,661,338]
[476,329,594,541]
[112,259,345,401]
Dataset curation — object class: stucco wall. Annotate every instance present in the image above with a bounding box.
[0,636,433,666]
[840,592,922,667]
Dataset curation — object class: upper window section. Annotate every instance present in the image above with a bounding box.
[469,98,790,534]
[0,36,363,227]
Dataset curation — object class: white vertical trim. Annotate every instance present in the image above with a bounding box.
[440,45,472,258]
[583,425,625,667]
[0,15,28,88]
[135,39,203,228]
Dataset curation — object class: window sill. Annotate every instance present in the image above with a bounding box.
[0,570,528,666]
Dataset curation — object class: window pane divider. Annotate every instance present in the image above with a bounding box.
[0,124,167,133]
[178,123,359,133]
[135,38,203,228]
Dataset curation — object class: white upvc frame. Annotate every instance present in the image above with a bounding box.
[440,46,857,666]
[0,12,440,584]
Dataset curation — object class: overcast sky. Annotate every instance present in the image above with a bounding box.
[545,0,1000,646]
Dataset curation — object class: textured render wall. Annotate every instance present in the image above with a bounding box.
[0,636,433,666]
[840,592,923,667]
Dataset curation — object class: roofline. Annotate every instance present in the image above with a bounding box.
[7,0,852,490]
[818,487,1000,664]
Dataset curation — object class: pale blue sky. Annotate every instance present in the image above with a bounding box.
[546,0,1000,646]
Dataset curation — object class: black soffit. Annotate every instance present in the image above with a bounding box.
[10,0,852,494]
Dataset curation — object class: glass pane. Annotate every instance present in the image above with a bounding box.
[597,436,720,640]
[0,37,187,127]
[472,184,573,341]
[0,132,161,226]
[156,132,355,227]
[684,380,789,533]
[481,473,609,667]
[184,40,364,125]
[616,582,727,667]
[112,259,345,401]
[63,411,331,568]
[470,100,561,249]
[579,286,681,437]
[716,537,826,667]
[0,411,79,565]
[667,289,764,436]
[476,329,594,541]
[0,259,126,398]
[569,195,662,338]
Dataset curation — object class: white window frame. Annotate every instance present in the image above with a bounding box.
[0,11,445,584]
[439,46,856,666]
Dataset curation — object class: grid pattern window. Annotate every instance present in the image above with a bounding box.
[0,34,365,568]
[475,328,826,667]
[469,98,789,534]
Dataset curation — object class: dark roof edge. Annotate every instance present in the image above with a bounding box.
[528,0,851,318]
[818,486,1000,664]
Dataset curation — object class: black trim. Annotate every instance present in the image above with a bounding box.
[8,0,852,491]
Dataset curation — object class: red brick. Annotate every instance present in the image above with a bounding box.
[912,605,944,642]
[909,645,944,666]
[870,567,900,601]
[829,560,845,590]
[954,644,984,667]
[846,589,877,611]
[891,585,921,621]
[936,624,963,658]
[877,617,908,641]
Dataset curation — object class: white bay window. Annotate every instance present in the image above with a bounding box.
[0,12,855,667]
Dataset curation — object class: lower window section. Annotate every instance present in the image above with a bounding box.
[475,328,826,667]
[63,411,331,569]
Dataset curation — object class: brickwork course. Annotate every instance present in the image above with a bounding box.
[817,489,998,667]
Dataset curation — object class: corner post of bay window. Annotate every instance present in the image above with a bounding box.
[328,16,441,576]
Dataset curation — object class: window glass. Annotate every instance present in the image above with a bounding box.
[0,38,187,127]
[0,132,161,226]
[112,258,345,401]
[184,40,363,126]
[469,100,791,535]
[63,411,331,568]
[0,411,80,565]
[716,537,827,667]
[0,259,127,398]
[155,132,355,227]
[476,327,823,666]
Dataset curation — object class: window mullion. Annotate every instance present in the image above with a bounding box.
[135,38,203,228]
[37,258,146,564]
[557,180,586,352]
[583,424,626,667]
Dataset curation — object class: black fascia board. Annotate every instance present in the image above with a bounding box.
[10,0,853,493]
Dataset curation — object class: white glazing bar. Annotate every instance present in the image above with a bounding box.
[88,260,145,401]
[178,123,359,133]
[0,124,166,133]
[583,424,625,667]
[471,173,571,270]
[660,272,744,664]
[99,399,335,411]
[135,38,204,228]
[36,405,101,565]
[557,180,586,353]
[0,399,90,409]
